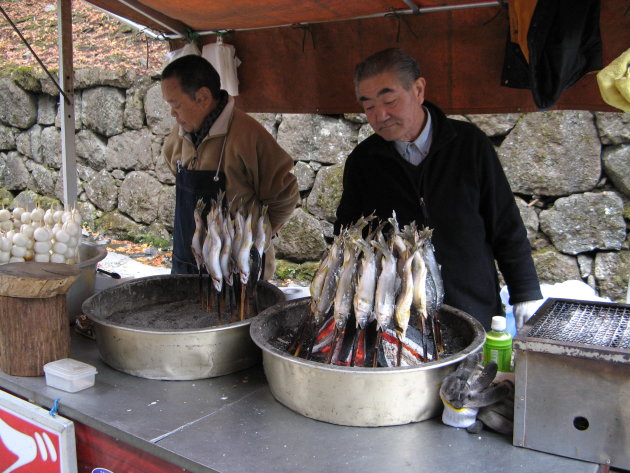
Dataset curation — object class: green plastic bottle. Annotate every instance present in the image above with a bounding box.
[483,316,513,372]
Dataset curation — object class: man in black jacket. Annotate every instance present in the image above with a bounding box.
[334,48,542,330]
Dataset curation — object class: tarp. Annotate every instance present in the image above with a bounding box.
[84,0,630,113]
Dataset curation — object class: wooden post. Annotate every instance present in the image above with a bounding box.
[0,263,80,376]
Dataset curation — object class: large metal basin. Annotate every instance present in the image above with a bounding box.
[82,275,285,380]
[250,299,485,427]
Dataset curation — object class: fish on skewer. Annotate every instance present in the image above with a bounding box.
[247,204,268,314]
[220,215,234,317]
[353,238,377,327]
[201,213,213,311]
[370,235,397,366]
[411,236,429,360]
[230,208,244,321]
[205,207,224,316]
[324,217,373,363]
[192,199,206,304]
[288,244,332,355]
[253,204,268,281]
[237,209,254,321]
[353,237,378,366]
[327,236,359,363]
[305,237,343,359]
[394,248,414,366]
[424,239,445,357]
[291,236,343,358]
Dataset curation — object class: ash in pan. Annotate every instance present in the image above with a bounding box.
[105,300,255,330]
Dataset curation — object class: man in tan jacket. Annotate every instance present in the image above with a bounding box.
[161,54,298,278]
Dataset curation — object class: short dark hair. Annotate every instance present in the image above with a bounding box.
[354,48,421,93]
[161,55,221,100]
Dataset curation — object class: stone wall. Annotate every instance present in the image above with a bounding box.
[0,69,628,301]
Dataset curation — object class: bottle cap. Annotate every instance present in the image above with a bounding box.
[491,316,507,332]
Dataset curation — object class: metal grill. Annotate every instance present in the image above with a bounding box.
[527,299,630,349]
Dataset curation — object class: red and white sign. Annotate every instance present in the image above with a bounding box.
[0,390,76,473]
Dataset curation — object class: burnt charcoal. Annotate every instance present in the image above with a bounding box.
[339,322,358,362]
[282,305,475,369]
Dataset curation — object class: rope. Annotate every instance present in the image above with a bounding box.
[49,398,61,417]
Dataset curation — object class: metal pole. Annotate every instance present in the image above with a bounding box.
[58,0,77,210]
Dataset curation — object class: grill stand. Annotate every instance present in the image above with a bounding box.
[513,298,630,470]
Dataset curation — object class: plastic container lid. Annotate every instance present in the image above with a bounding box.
[491,316,507,332]
[44,358,97,378]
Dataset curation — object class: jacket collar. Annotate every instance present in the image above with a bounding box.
[422,100,456,155]
[366,101,455,159]
[178,96,235,140]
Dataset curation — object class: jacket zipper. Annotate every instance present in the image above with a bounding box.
[390,148,431,228]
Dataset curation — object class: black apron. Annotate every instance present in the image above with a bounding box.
[171,161,226,274]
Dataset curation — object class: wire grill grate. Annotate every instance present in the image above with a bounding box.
[527,300,630,349]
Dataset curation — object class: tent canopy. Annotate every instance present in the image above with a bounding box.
[84,0,629,114]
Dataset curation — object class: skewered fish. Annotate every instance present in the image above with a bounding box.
[191,200,205,272]
[353,238,377,329]
[372,236,397,332]
[205,208,223,292]
[295,211,445,367]
[237,211,253,285]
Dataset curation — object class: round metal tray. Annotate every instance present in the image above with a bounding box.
[82,275,285,380]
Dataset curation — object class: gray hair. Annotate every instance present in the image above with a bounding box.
[354,48,421,95]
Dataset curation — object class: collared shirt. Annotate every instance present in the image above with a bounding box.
[393,107,433,166]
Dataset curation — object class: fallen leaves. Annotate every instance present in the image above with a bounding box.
[105,239,172,267]
[0,0,169,74]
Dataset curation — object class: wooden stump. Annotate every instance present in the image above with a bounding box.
[0,262,80,376]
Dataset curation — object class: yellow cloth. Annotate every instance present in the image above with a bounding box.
[597,47,630,112]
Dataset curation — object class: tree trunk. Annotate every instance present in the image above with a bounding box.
[0,262,79,376]
[0,294,70,376]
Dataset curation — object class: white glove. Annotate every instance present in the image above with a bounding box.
[513,299,543,329]
[440,353,511,429]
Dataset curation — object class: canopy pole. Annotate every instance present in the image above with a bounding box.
[163,1,502,38]
[58,0,77,210]
[106,0,190,37]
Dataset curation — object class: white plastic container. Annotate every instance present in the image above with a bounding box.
[43,358,97,393]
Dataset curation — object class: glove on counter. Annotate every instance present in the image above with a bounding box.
[513,299,543,329]
[440,352,512,429]
[467,382,515,435]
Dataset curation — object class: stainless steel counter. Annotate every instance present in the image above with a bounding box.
[0,330,599,473]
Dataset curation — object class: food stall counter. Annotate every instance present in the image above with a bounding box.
[0,332,599,473]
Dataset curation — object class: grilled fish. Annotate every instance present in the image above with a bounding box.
[191,199,205,271]
[206,209,223,291]
[220,216,233,286]
[394,249,414,338]
[237,211,253,285]
[372,238,397,332]
[353,237,377,328]
[312,236,343,325]
[332,238,359,330]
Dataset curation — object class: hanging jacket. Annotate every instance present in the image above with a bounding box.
[501,0,603,109]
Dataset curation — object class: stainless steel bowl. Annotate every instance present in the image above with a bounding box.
[66,242,108,319]
[82,275,285,380]
[250,299,485,427]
